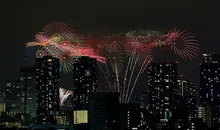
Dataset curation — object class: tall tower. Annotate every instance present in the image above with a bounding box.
[148,61,178,129]
[35,56,60,124]
[73,56,98,110]
[176,75,197,97]
[5,78,24,113]
[20,67,36,117]
[200,53,220,126]
[200,53,220,106]
[88,92,120,130]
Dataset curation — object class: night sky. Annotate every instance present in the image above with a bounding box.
[0,1,220,93]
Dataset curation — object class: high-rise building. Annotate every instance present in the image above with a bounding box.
[20,68,36,117]
[174,75,186,109]
[139,89,150,107]
[35,56,60,124]
[73,56,98,110]
[176,75,197,97]
[200,53,220,106]
[5,78,24,112]
[200,53,220,125]
[171,75,197,129]
[202,53,220,63]
[185,96,197,130]
[197,106,212,128]
[88,92,120,130]
[147,61,178,129]
[120,103,141,130]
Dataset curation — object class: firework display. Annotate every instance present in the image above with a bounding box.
[25,22,105,73]
[59,88,73,106]
[25,21,200,103]
[166,29,200,59]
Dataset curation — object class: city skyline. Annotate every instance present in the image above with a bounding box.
[1,52,220,129]
[1,22,204,98]
[1,0,220,91]
[1,1,220,129]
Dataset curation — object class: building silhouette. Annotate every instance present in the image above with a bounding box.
[197,106,212,128]
[20,67,36,118]
[4,78,24,114]
[200,53,220,127]
[185,96,197,129]
[72,56,98,110]
[147,61,178,129]
[35,56,60,124]
[120,102,141,130]
[88,92,120,130]
[176,75,197,97]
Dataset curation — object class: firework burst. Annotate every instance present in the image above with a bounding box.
[25,22,200,103]
[166,29,200,59]
[96,33,153,103]
[42,21,73,37]
[57,51,75,74]
[24,47,48,67]
[25,22,106,73]
[59,88,73,106]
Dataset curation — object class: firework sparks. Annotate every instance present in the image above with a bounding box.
[166,29,200,59]
[60,88,73,106]
[96,33,154,103]
[25,22,200,103]
[55,50,75,74]
[42,21,73,37]
[25,22,106,73]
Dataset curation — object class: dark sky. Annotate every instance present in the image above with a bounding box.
[0,0,220,92]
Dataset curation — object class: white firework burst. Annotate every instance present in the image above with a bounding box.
[59,88,73,106]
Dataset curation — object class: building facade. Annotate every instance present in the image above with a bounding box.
[5,78,24,113]
[147,61,178,129]
[35,56,60,124]
[72,56,98,110]
[200,53,220,126]
[88,92,120,130]
[20,68,36,117]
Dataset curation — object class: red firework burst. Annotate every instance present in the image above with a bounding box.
[60,51,71,61]
[103,33,125,52]
[166,29,200,59]
[84,33,105,48]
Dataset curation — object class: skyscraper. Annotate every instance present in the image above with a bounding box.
[5,78,24,113]
[185,96,197,130]
[88,92,120,130]
[120,103,141,130]
[197,106,212,128]
[147,61,178,129]
[20,67,36,117]
[200,53,220,126]
[35,56,60,124]
[72,56,98,110]
[176,75,197,97]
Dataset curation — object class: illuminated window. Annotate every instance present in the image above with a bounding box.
[85,70,91,76]
[47,59,52,62]
[73,110,88,124]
